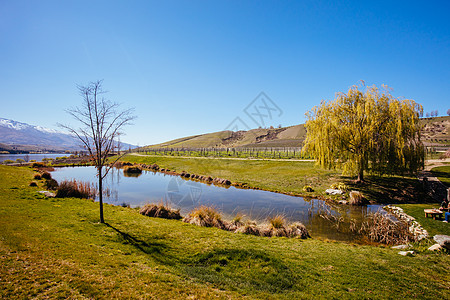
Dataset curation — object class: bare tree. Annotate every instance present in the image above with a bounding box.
[447,108,450,116]
[60,80,135,223]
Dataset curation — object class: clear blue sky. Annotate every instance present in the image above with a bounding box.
[1,0,449,145]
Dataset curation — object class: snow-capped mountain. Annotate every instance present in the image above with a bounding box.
[0,118,61,134]
[0,117,136,152]
[0,118,81,151]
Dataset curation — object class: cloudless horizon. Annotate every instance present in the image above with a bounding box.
[1,0,449,145]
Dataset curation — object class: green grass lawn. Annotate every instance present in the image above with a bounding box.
[1,165,449,299]
[119,154,429,204]
[431,165,450,188]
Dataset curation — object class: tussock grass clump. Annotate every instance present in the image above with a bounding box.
[33,173,42,180]
[183,206,228,229]
[234,221,262,236]
[139,203,182,220]
[29,181,37,187]
[287,222,311,239]
[123,165,142,173]
[56,179,95,199]
[349,191,364,205]
[231,213,245,227]
[359,211,415,245]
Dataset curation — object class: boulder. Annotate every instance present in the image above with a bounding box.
[433,235,450,250]
[428,244,442,251]
[325,189,344,195]
[391,244,410,250]
[398,251,414,256]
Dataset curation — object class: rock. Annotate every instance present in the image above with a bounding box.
[325,189,343,195]
[433,235,450,250]
[391,244,410,250]
[38,191,56,197]
[428,244,442,251]
[398,251,414,256]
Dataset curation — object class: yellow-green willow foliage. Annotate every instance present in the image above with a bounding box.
[303,83,424,182]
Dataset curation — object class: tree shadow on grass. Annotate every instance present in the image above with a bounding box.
[105,223,168,257]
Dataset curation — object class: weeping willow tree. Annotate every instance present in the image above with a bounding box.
[303,82,424,182]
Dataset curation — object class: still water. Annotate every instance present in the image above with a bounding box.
[0,153,70,163]
[51,166,384,241]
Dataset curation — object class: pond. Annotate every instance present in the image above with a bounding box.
[0,153,70,163]
[51,166,385,242]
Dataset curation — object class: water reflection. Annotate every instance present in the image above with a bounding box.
[51,166,384,242]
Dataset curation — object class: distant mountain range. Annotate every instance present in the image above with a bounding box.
[142,116,450,150]
[0,118,135,153]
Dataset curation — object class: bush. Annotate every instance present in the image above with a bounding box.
[330,182,349,191]
[15,159,25,164]
[33,173,42,180]
[139,203,182,220]
[183,206,227,229]
[56,179,95,198]
[302,185,314,192]
[3,160,14,164]
[349,191,364,205]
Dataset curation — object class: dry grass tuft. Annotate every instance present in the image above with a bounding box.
[29,181,37,187]
[269,215,286,229]
[287,222,311,239]
[33,173,42,180]
[56,179,96,199]
[358,211,415,245]
[349,191,364,205]
[139,203,182,220]
[123,165,142,173]
[183,205,228,229]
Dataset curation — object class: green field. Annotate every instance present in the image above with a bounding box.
[431,165,450,188]
[1,165,449,299]
[120,154,430,204]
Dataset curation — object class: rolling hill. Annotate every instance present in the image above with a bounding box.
[142,116,450,150]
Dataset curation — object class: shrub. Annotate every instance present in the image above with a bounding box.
[30,160,36,162]
[330,182,349,191]
[33,173,42,180]
[3,160,14,164]
[41,172,52,180]
[56,180,95,198]
[139,203,181,220]
[29,181,37,187]
[183,205,227,229]
[302,185,314,192]
[15,159,25,164]
[349,191,364,205]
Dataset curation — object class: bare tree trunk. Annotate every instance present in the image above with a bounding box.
[357,157,364,183]
[98,166,104,223]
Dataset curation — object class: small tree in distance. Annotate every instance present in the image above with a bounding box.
[60,80,136,223]
[447,108,450,116]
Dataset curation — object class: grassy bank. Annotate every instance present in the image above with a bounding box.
[431,165,450,188]
[119,154,429,204]
[1,165,449,299]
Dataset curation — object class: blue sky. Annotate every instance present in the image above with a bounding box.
[1,0,449,145]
